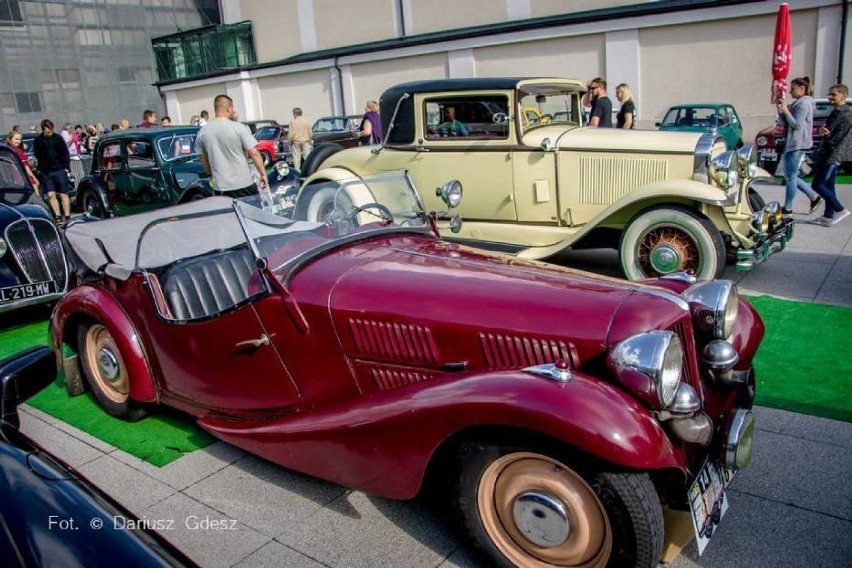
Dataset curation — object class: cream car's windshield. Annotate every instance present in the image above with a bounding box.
[518,85,583,129]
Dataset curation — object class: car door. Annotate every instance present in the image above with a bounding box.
[414,94,516,222]
[143,260,301,412]
[111,139,170,216]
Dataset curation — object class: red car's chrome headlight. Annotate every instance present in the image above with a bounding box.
[607,331,683,409]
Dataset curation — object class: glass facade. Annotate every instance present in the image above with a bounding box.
[153,21,255,83]
[0,0,218,131]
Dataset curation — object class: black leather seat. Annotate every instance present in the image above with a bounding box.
[163,248,255,320]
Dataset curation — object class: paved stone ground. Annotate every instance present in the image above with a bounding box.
[18,182,852,567]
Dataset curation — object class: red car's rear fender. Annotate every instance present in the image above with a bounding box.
[51,286,158,402]
[199,370,683,499]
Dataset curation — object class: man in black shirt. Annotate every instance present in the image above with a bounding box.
[809,84,851,226]
[587,77,613,128]
[33,119,71,224]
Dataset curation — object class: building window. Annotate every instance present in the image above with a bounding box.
[0,0,23,24]
[118,66,136,84]
[15,92,42,113]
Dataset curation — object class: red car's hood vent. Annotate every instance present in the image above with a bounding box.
[362,363,438,391]
[349,319,439,365]
[479,333,573,370]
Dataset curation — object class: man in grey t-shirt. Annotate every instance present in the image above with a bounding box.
[196,94,268,196]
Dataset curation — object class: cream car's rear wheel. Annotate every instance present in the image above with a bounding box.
[455,444,664,568]
[77,323,147,421]
[620,206,725,280]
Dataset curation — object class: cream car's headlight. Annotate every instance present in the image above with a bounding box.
[683,280,739,339]
[437,180,463,208]
[0,237,6,257]
[711,150,738,189]
[751,209,769,234]
[607,331,683,409]
[737,144,758,178]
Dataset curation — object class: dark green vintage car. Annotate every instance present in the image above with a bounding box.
[75,127,212,218]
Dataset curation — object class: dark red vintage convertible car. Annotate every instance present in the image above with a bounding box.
[51,173,760,568]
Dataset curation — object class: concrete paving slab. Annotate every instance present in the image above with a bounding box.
[754,406,852,449]
[233,541,327,568]
[18,410,106,468]
[76,454,177,512]
[730,256,832,301]
[183,455,344,538]
[816,277,852,305]
[826,255,852,281]
[436,545,482,567]
[20,404,61,426]
[732,429,852,521]
[667,489,852,568]
[143,492,272,568]
[111,440,246,491]
[277,491,458,568]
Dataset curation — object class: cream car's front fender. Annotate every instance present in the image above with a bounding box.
[517,179,736,259]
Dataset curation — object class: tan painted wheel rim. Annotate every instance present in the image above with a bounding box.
[83,324,129,404]
[477,452,611,568]
[637,225,700,276]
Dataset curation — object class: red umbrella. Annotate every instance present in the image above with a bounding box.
[771,3,791,103]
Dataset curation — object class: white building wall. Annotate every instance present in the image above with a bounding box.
[174,1,849,140]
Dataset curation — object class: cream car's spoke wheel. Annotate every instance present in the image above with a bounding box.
[620,206,725,281]
[83,324,129,404]
[477,452,611,567]
[637,225,700,275]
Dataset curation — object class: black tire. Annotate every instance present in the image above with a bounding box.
[619,205,725,280]
[77,323,147,421]
[300,142,344,178]
[80,188,105,219]
[454,443,663,568]
[260,150,271,167]
[842,162,852,175]
[747,187,766,213]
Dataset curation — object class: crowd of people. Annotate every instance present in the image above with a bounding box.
[5,80,848,227]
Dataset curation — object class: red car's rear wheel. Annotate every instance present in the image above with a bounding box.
[77,323,147,421]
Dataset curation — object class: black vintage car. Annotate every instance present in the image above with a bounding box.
[0,347,195,566]
[74,127,213,218]
[0,144,69,314]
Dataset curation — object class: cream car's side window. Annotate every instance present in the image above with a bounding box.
[424,96,509,140]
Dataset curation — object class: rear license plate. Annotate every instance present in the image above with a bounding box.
[688,459,735,555]
[0,280,57,303]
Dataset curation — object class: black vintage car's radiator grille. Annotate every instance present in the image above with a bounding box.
[5,218,69,289]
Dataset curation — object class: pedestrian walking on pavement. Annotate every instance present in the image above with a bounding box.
[808,84,851,227]
[288,107,312,170]
[777,76,822,215]
[196,94,268,197]
[587,78,613,128]
[33,119,72,224]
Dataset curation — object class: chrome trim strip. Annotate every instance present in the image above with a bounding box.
[522,363,572,383]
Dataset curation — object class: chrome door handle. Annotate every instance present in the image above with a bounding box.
[235,334,269,350]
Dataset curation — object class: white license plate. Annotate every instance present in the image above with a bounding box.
[0,280,57,303]
[688,459,735,555]
[759,149,778,161]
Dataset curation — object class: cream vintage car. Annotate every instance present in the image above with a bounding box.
[298,78,792,280]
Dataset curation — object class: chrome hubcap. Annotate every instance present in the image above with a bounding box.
[650,243,681,274]
[97,347,120,382]
[512,491,571,548]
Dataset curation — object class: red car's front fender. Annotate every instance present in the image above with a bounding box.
[51,285,158,402]
[200,369,683,499]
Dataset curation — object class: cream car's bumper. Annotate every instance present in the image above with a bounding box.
[735,215,794,271]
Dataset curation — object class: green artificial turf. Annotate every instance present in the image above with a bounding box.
[1,295,850,468]
[746,295,852,423]
[0,317,214,467]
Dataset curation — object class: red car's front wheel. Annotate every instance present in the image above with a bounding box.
[454,443,663,568]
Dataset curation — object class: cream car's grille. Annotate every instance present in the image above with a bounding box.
[579,156,668,203]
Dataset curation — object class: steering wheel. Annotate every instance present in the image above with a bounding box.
[348,202,394,225]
